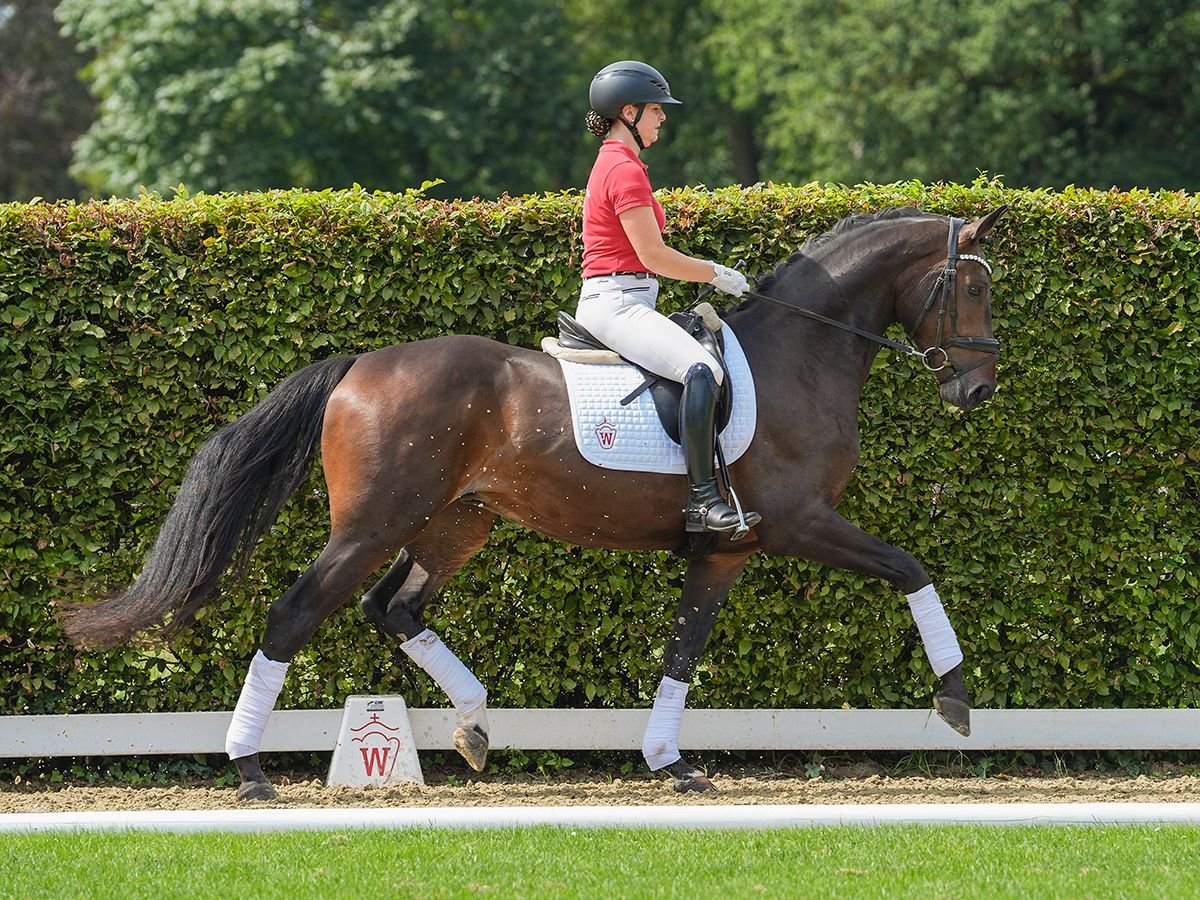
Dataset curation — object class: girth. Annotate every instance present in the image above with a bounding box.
[554,307,733,444]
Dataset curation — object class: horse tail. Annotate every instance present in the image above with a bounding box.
[59,354,360,649]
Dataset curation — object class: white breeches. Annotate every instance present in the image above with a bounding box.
[575,275,722,385]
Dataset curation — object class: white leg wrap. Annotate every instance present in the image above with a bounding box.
[905,583,964,677]
[401,629,487,729]
[225,650,289,760]
[641,676,689,771]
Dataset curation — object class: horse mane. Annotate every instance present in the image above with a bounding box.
[752,205,940,295]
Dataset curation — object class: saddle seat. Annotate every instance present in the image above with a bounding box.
[543,302,734,444]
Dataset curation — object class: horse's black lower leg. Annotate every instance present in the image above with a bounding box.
[360,548,423,640]
[767,509,973,737]
[361,503,497,773]
[649,553,750,793]
[233,754,275,801]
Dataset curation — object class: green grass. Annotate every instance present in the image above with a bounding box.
[2,825,1199,899]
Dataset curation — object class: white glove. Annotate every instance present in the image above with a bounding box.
[710,263,749,297]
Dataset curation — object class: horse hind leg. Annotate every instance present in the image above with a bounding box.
[360,500,497,772]
[228,533,396,801]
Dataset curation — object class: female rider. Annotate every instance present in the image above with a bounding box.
[575,60,761,535]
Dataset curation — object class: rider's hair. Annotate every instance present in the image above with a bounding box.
[585,108,612,139]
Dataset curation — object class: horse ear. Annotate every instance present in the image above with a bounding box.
[958,205,1009,246]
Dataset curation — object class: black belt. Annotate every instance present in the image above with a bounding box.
[590,271,653,279]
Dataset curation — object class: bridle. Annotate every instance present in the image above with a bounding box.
[909,216,999,376]
[740,216,999,378]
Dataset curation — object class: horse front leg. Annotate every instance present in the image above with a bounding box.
[644,551,751,793]
[773,507,971,736]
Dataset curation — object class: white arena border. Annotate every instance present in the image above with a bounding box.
[5,804,1200,834]
[6,708,1200,757]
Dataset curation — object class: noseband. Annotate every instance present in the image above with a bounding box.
[911,217,1000,376]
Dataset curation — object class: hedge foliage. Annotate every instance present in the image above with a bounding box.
[2,180,1198,718]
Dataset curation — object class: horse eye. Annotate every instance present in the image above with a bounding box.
[967,285,982,298]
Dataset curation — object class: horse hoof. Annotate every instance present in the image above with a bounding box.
[236,780,278,802]
[673,773,717,793]
[934,693,972,737]
[454,724,489,772]
[665,759,717,794]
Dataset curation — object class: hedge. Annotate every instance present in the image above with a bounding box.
[1,179,1197,719]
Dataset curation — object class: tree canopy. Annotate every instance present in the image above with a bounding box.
[0,0,94,201]
[708,0,1200,191]
[8,0,1200,199]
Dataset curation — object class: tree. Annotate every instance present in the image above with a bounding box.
[51,0,1200,197]
[57,0,753,197]
[562,0,750,187]
[707,0,1200,190]
[0,0,94,201]
[58,0,588,197]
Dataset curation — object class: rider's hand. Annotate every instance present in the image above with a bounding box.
[710,263,749,297]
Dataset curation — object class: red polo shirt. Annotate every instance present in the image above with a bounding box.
[581,141,665,278]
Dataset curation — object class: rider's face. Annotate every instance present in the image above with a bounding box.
[623,102,666,147]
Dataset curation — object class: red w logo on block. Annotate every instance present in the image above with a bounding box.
[358,745,392,776]
[351,712,402,779]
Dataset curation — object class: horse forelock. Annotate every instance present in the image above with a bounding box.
[752,206,943,296]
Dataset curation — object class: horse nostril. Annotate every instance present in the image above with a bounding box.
[968,383,994,407]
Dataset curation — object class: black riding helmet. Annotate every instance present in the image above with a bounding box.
[588,60,682,149]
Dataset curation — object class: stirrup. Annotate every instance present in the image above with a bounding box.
[685,480,760,537]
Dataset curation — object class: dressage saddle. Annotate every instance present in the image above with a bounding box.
[554,306,734,444]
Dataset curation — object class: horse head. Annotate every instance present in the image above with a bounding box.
[902,206,1008,411]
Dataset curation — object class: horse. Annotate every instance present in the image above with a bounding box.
[59,204,1008,799]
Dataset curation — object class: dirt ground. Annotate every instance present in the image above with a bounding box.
[4,760,1200,813]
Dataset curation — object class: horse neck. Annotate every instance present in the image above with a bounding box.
[731,233,916,389]
[800,222,943,332]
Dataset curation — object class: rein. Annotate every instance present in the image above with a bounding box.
[743,217,999,375]
[741,286,923,359]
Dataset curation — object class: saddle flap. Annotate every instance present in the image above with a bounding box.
[644,311,733,444]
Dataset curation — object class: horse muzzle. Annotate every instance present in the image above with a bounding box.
[938,367,996,411]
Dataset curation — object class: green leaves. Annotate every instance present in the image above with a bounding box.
[3,181,1199,717]
[706,0,1200,191]
[57,0,587,199]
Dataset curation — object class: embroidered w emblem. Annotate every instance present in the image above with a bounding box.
[594,419,617,449]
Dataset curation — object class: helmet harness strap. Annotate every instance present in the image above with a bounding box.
[617,104,647,150]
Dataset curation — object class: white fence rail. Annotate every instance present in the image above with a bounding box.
[3,709,1199,757]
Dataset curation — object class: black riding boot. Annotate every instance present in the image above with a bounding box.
[680,364,762,534]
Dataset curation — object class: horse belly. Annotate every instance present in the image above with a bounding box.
[469,455,687,551]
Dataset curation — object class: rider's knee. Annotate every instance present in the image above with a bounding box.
[685,361,722,387]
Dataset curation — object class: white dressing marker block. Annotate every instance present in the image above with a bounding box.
[327,696,424,787]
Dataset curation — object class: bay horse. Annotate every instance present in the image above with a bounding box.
[60,205,1007,799]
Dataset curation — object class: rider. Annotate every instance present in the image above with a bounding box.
[576,60,762,535]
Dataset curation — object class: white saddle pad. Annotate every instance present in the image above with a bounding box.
[555,325,757,474]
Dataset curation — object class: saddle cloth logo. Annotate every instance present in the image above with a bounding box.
[556,324,757,475]
[595,419,618,449]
